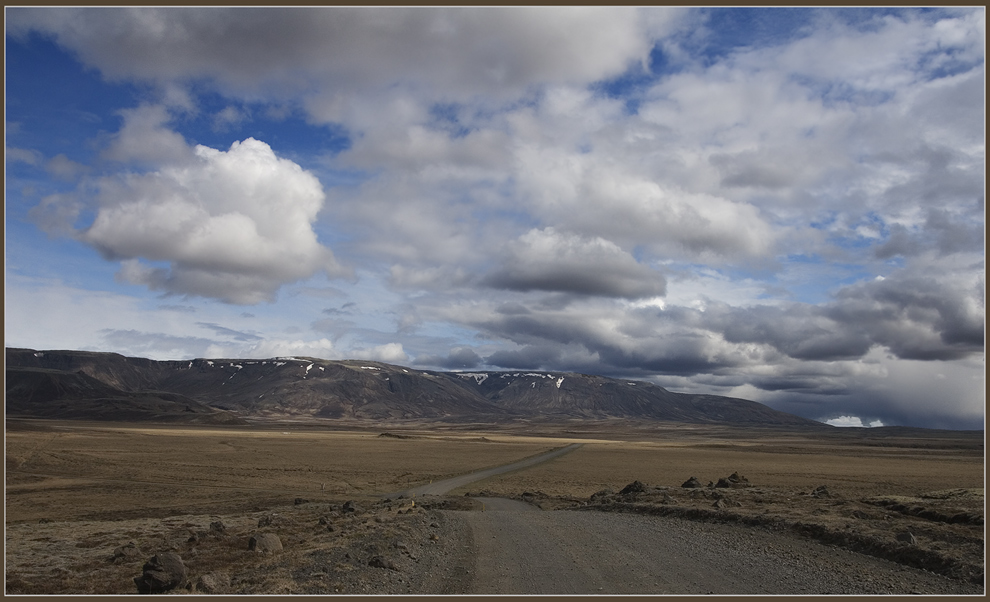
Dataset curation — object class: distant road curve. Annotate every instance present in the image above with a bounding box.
[383,443,582,498]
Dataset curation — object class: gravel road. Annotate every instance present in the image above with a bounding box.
[441,499,980,595]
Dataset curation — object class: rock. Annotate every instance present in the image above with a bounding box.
[248,533,283,553]
[713,498,728,509]
[590,488,614,501]
[318,516,331,525]
[209,520,226,534]
[716,472,751,488]
[294,497,309,505]
[342,500,360,513]
[196,572,231,594]
[811,485,831,498]
[619,480,648,495]
[113,542,142,563]
[896,531,918,545]
[134,552,187,594]
[681,476,704,488]
[728,471,749,484]
[257,514,282,527]
[368,555,398,570]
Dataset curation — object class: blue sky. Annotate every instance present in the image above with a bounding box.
[5,7,985,429]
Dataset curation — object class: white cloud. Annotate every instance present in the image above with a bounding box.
[101,104,193,165]
[824,416,872,427]
[350,342,408,363]
[82,136,350,304]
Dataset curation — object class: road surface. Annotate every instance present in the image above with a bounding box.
[446,498,979,595]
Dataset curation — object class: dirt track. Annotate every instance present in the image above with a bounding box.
[387,443,583,498]
[441,498,980,595]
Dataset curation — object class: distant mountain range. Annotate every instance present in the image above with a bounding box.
[5,348,824,427]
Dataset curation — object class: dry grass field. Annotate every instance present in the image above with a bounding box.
[4,418,984,594]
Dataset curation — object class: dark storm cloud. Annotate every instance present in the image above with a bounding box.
[482,227,666,299]
[485,345,563,370]
[825,273,984,360]
[875,209,984,260]
[414,346,482,369]
[704,303,874,361]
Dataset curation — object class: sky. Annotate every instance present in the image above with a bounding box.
[4,7,985,430]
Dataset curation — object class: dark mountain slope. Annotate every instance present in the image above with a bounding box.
[5,366,245,424]
[5,348,823,427]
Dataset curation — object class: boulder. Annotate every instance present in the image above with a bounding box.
[248,533,283,553]
[196,572,231,594]
[134,552,187,594]
[681,476,704,488]
[619,480,647,495]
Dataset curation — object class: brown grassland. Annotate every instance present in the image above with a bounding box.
[4,418,984,594]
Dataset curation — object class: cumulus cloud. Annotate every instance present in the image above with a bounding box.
[101,104,193,166]
[824,416,883,428]
[80,136,350,304]
[483,227,666,299]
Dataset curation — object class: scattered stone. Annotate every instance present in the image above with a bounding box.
[257,514,281,528]
[342,500,360,513]
[294,497,309,505]
[196,571,231,594]
[681,476,704,488]
[811,485,832,498]
[368,555,398,570]
[318,516,331,525]
[112,542,142,563]
[590,488,614,501]
[38,518,53,524]
[134,552,187,594]
[248,533,283,553]
[715,472,751,488]
[896,531,918,546]
[619,480,648,495]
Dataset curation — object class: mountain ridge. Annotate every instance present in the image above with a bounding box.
[5,348,823,427]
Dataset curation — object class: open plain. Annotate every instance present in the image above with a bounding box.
[4,418,984,595]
